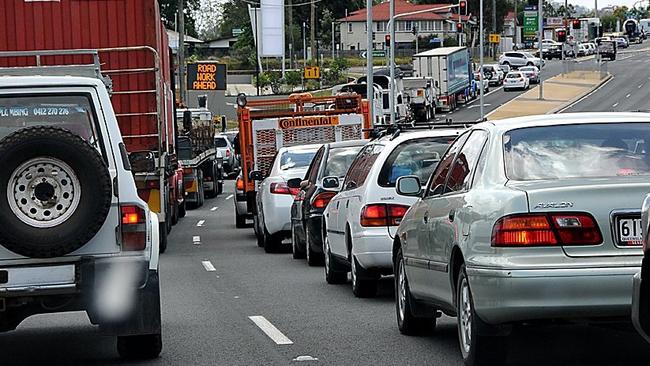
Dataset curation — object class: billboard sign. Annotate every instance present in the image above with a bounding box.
[260,0,285,57]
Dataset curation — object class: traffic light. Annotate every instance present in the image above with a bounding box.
[557,29,567,42]
[385,34,391,47]
[456,22,464,33]
[572,19,581,29]
[412,25,418,36]
[459,0,467,16]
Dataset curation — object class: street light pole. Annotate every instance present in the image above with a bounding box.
[538,0,543,100]
[332,22,336,61]
[478,0,485,122]
[366,0,374,126]
[303,22,307,64]
[389,0,396,125]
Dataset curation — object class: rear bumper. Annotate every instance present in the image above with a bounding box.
[352,229,393,271]
[468,265,639,325]
[263,196,293,235]
[235,192,250,217]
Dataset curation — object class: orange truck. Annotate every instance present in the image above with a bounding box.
[234,93,371,225]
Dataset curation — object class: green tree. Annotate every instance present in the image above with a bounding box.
[613,6,629,25]
[601,14,618,32]
[159,0,200,37]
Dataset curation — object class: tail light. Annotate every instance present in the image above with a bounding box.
[492,213,602,247]
[226,149,231,157]
[360,204,410,227]
[120,205,147,251]
[270,182,300,196]
[146,179,159,190]
[312,191,336,209]
[236,177,244,191]
[183,168,194,175]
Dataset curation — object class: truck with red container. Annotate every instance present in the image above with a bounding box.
[0,0,179,252]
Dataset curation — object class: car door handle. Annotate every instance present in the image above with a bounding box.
[423,211,429,224]
[448,210,456,222]
[346,200,350,208]
[336,201,340,209]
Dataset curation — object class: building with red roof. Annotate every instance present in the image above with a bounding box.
[338,0,469,52]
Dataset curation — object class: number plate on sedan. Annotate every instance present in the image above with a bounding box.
[616,217,643,246]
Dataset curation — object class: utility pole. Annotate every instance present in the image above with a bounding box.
[178,0,186,105]
[255,7,260,96]
[332,22,336,60]
[310,0,316,61]
[303,22,307,64]
[289,0,294,70]
[538,0,543,100]
[492,0,497,57]
[366,0,374,127]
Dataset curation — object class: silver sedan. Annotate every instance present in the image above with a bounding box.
[392,113,650,366]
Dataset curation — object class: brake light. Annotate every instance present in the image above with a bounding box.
[313,191,336,209]
[270,182,300,196]
[145,179,159,189]
[120,205,147,251]
[492,213,602,247]
[360,204,410,227]
[236,177,244,191]
[183,168,193,175]
[226,149,231,157]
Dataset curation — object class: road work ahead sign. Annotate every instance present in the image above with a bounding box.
[187,62,227,91]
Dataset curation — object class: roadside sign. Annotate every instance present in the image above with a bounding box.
[360,50,387,59]
[488,34,501,43]
[187,62,227,91]
[523,6,539,42]
[232,28,244,36]
[304,66,320,79]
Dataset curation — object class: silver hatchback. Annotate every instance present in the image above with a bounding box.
[393,113,650,366]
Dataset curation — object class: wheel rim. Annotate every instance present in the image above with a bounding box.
[351,255,357,288]
[459,277,473,354]
[8,157,81,228]
[397,258,407,322]
[305,226,312,262]
[324,234,331,277]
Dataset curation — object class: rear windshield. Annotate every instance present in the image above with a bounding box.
[0,95,98,146]
[214,137,228,148]
[378,137,456,187]
[279,150,317,171]
[323,145,365,178]
[504,123,650,180]
[506,73,522,79]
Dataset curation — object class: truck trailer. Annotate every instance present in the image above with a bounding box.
[0,0,179,251]
[412,46,472,112]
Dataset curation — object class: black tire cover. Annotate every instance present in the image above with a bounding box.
[0,127,112,258]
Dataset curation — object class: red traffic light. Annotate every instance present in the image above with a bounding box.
[384,34,391,46]
[572,19,581,29]
[557,30,566,42]
[459,0,467,15]
[456,22,463,32]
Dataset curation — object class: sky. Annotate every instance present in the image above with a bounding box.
[555,0,643,8]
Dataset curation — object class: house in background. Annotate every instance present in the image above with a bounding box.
[166,29,204,55]
[202,36,239,57]
[338,0,469,52]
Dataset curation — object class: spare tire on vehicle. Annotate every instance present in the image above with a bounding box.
[0,127,112,258]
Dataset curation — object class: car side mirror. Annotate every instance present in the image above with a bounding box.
[322,176,340,189]
[249,170,264,181]
[396,176,421,196]
[287,178,302,189]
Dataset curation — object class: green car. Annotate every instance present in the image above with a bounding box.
[393,113,650,366]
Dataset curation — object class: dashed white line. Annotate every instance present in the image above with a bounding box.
[193,236,201,245]
[248,316,293,345]
[201,260,216,272]
[226,194,234,200]
[639,84,644,89]
[613,102,619,108]
[626,93,631,98]
[210,206,219,211]
[197,220,205,227]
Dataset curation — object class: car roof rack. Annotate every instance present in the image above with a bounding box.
[365,118,486,141]
[0,49,112,90]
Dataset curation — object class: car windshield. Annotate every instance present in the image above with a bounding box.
[279,149,318,170]
[214,137,228,148]
[506,73,522,78]
[378,136,456,187]
[0,95,99,146]
[504,123,650,180]
[323,145,364,178]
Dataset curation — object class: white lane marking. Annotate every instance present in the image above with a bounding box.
[639,84,644,89]
[613,102,619,108]
[248,316,294,345]
[197,220,205,227]
[211,206,219,211]
[193,236,201,245]
[226,194,234,200]
[293,356,319,362]
[556,76,614,113]
[626,93,631,98]
[201,260,216,272]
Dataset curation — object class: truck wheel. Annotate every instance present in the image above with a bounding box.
[0,127,111,258]
[179,200,186,218]
[235,210,247,228]
[171,201,179,225]
[159,222,168,254]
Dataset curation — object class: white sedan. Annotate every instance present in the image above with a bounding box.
[322,129,463,297]
[252,144,320,253]
[503,71,530,91]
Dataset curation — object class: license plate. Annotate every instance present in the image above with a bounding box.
[617,217,643,246]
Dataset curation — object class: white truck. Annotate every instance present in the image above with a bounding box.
[412,46,473,112]
[336,82,387,126]
[402,77,437,122]
[356,74,410,123]
[0,50,162,359]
